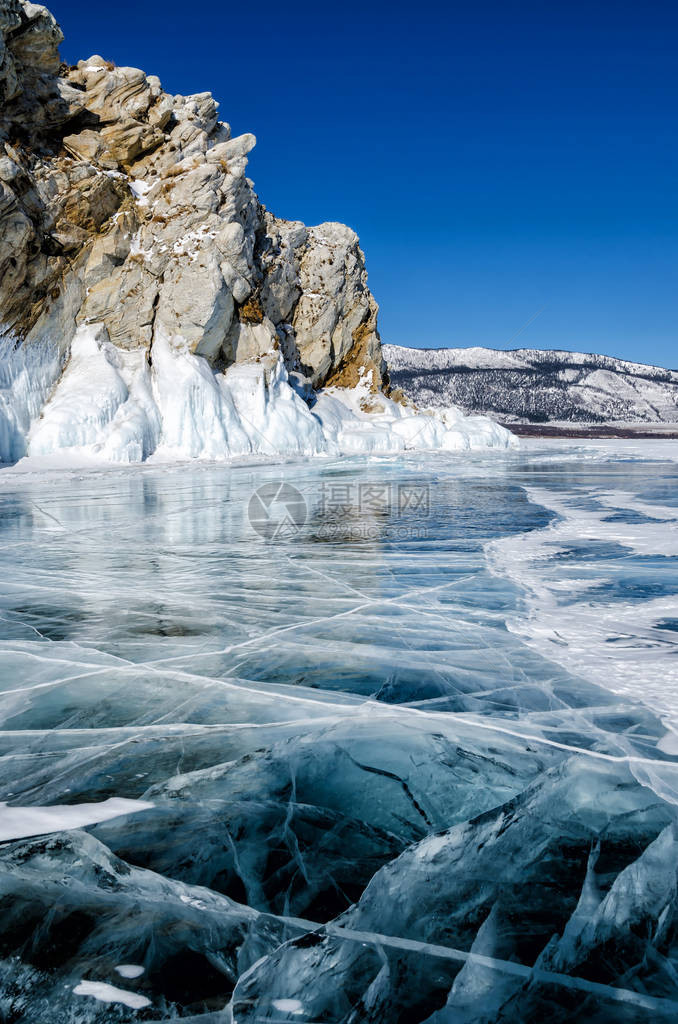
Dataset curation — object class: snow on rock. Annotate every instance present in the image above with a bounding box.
[28,323,160,464]
[0,335,62,464]
[150,328,249,459]
[2,325,516,466]
[314,371,517,455]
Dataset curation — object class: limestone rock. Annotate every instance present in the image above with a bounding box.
[0,0,386,398]
[79,258,159,350]
[7,2,62,73]
[292,223,384,388]
[63,128,116,169]
[156,251,235,361]
[68,60,157,121]
[99,117,164,165]
[0,2,22,104]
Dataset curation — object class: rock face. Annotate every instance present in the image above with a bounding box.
[0,2,517,466]
[384,345,678,425]
[0,0,385,391]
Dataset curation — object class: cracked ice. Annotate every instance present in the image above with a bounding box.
[1,441,678,1022]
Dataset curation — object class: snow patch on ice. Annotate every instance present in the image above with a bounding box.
[179,893,209,910]
[73,980,151,1010]
[272,999,304,1014]
[486,482,678,717]
[115,965,145,979]
[0,796,153,841]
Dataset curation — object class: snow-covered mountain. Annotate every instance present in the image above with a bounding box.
[384,345,678,424]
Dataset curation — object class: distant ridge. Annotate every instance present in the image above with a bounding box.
[384,345,678,425]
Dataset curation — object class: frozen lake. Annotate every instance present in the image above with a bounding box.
[1,440,678,1021]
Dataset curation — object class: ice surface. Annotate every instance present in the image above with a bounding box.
[486,455,678,714]
[0,441,677,1021]
[232,755,678,1022]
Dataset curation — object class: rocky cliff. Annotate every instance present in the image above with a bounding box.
[0,0,384,387]
[0,1,516,464]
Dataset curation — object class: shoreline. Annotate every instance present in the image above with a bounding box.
[501,422,678,439]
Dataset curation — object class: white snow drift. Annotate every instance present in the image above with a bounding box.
[0,797,153,842]
[1,326,516,466]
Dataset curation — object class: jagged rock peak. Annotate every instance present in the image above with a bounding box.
[0,0,385,390]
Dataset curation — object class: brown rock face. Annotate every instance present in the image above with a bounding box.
[324,309,384,393]
[0,1,386,390]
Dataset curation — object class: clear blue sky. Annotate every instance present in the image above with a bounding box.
[52,0,677,366]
